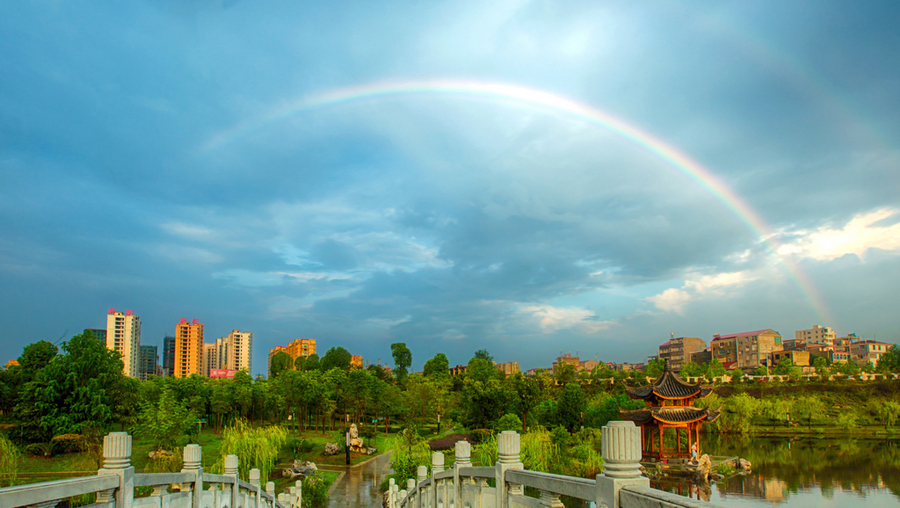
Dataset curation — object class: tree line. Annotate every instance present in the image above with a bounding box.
[2,331,898,453]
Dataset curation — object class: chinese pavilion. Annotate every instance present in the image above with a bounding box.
[620,366,720,461]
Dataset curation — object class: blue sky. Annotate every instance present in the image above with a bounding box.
[2,1,899,377]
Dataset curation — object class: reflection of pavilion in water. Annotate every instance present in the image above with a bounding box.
[716,473,788,503]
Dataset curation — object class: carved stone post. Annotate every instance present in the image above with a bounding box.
[265,481,275,508]
[97,433,134,508]
[295,480,303,508]
[596,421,649,508]
[453,441,470,508]
[416,466,428,508]
[431,452,444,508]
[277,492,288,507]
[181,444,203,508]
[224,454,240,508]
[407,478,416,501]
[286,487,298,508]
[249,469,261,508]
[391,481,400,508]
[495,431,523,508]
[388,478,396,508]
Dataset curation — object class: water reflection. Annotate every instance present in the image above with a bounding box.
[657,434,900,506]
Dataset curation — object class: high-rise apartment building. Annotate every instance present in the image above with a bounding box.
[216,330,253,373]
[202,343,217,377]
[162,336,175,377]
[106,309,141,378]
[139,345,158,381]
[267,338,315,373]
[174,318,204,378]
[658,336,707,372]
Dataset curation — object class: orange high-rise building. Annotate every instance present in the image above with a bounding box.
[267,338,316,373]
[174,318,204,378]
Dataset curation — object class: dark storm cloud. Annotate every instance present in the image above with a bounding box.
[1,0,899,373]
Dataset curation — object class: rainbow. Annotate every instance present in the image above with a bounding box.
[199,79,833,324]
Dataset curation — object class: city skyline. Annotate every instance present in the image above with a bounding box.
[1,2,899,377]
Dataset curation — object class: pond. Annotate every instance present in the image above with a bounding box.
[655,434,900,507]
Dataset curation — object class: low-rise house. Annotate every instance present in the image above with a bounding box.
[850,340,891,368]
[712,329,782,370]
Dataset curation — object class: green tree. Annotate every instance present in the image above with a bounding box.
[495,413,523,433]
[705,359,726,380]
[878,345,900,373]
[303,354,320,372]
[269,352,293,378]
[467,357,501,383]
[773,358,800,377]
[17,340,58,382]
[878,401,900,429]
[645,358,665,378]
[721,393,758,434]
[556,383,586,432]
[391,343,412,384]
[213,419,287,483]
[320,347,352,372]
[762,398,791,426]
[509,373,542,434]
[813,356,829,377]
[137,388,197,449]
[423,353,450,379]
[553,363,577,386]
[793,395,826,429]
[20,332,128,441]
[474,349,494,363]
[679,361,705,378]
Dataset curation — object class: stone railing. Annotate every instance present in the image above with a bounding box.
[391,421,721,508]
[0,433,303,508]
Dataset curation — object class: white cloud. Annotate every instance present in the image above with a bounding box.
[519,304,614,334]
[777,208,900,261]
[646,270,757,314]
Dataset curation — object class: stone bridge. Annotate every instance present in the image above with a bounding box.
[0,421,720,508]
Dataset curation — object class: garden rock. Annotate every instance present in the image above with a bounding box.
[324,442,341,456]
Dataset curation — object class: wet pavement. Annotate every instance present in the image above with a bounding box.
[325,453,392,508]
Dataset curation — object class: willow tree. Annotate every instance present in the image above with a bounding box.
[213,419,287,482]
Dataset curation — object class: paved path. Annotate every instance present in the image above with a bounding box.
[325,453,392,508]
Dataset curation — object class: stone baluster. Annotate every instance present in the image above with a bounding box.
[407,478,416,501]
[248,469,261,508]
[431,452,444,508]
[96,433,134,508]
[294,480,303,508]
[391,481,400,508]
[416,466,428,508]
[388,478,396,508]
[277,492,288,508]
[495,431,523,508]
[596,421,649,508]
[224,454,239,508]
[151,482,171,508]
[539,490,563,508]
[265,481,275,508]
[181,444,204,508]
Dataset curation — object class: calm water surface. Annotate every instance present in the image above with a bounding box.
[657,434,900,507]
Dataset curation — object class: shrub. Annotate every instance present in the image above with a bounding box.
[51,434,87,454]
[25,442,52,457]
[495,414,523,433]
[301,473,328,507]
[550,426,570,447]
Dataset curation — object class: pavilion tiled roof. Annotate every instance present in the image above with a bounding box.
[626,370,709,400]
[620,406,721,425]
